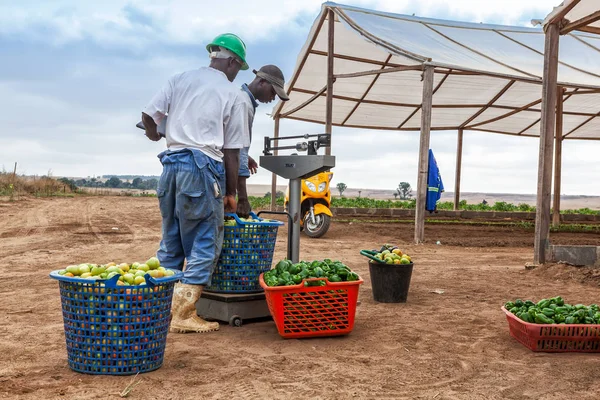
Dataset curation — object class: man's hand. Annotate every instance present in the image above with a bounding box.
[145,130,162,141]
[237,198,251,219]
[224,195,237,213]
[142,113,161,142]
[248,156,258,175]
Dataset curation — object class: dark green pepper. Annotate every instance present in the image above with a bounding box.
[346,272,359,281]
[328,274,342,283]
[515,299,524,307]
[505,302,515,310]
[522,312,533,323]
[565,316,576,324]
[524,300,535,308]
[534,313,554,324]
[314,267,324,278]
[553,314,566,324]
[574,304,586,310]
[541,308,555,317]
[537,299,550,309]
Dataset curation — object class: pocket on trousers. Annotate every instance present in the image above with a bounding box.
[180,189,210,221]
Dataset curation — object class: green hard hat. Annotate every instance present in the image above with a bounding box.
[206,33,249,70]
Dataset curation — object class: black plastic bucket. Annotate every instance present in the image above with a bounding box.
[368,261,413,303]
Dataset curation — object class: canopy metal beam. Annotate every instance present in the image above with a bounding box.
[534,22,560,264]
[325,8,335,156]
[415,65,435,244]
[553,86,565,227]
[561,10,600,34]
[454,129,464,211]
[270,116,280,211]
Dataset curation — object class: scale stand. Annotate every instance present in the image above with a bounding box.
[196,133,335,326]
[260,133,335,263]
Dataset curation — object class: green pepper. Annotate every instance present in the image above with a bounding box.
[549,304,558,310]
[565,316,576,324]
[554,306,568,314]
[328,274,342,283]
[576,309,587,319]
[299,268,310,279]
[276,260,291,273]
[314,267,324,278]
[311,260,321,269]
[292,274,302,284]
[574,304,586,310]
[288,264,300,275]
[551,296,564,306]
[515,299,524,307]
[266,277,279,287]
[346,272,359,282]
[553,314,566,324]
[505,302,516,310]
[541,308,555,317]
[520,312,532,323]
[524,300,535,308]
[537,299,550,309]
[277,277,288,286]
[534,313,554,324]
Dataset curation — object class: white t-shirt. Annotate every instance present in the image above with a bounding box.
[144,67,250,161]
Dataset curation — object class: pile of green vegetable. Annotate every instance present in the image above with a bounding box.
[505,297,600,325]
[264,259,359,287]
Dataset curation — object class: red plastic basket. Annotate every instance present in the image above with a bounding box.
[259,274,363,339]
[502,307,600,352]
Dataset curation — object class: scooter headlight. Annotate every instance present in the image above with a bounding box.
[318,182,327,192]
[305,181,317,192]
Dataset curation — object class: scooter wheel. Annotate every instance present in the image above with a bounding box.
[303,213,331,238]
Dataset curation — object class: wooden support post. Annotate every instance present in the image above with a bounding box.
[454,129,463,211]
[534,23,560,264]
[270,116,280,211]
[325,8,335,156]
[552,87,564,227]
[414,65,435,244]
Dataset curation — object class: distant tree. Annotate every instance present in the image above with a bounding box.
[393,192,398,200]
[132,177,143,189]
[276,191,285,199]
[105,177,122,188]
[336,182,347,197]
[58,177,77,191]
[397,182,412,200]
[264,191,272,199]
[358,190,362,198]
[141,179,158,190]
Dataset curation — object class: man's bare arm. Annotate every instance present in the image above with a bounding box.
[142,112,161,142]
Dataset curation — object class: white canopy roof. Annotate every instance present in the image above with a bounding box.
[544,0,600,35]
[274,2,600,140]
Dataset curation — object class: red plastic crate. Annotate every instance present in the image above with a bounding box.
[502,307,600,352]
[259,274,363,339]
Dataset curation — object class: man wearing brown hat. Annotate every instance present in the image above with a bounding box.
[236,65,289,218]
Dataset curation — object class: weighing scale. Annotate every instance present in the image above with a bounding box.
[196,133,335,326]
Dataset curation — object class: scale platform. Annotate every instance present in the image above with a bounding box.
[196,291,272,327]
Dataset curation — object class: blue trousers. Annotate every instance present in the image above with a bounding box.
[156,149,225,285]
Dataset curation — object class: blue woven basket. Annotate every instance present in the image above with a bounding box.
[49,270,182,375]
[206,212,284,293]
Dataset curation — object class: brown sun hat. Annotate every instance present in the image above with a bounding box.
[253,65,289,101]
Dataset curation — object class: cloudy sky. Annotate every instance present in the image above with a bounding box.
[1,0,598,195]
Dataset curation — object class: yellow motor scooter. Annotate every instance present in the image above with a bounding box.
[285,171,333,238]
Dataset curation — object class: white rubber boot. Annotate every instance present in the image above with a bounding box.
[169,283,220,333]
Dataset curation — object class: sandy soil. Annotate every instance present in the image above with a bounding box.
[1,196,600,400]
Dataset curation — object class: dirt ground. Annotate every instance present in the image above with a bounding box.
[1,196,600,400]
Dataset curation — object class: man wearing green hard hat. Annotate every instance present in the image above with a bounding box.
[141,33,251,334]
